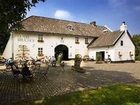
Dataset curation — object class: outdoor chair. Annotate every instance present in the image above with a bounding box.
[21,63,34,81]
[11,65,21,78]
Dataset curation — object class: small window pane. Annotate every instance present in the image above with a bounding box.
[121,40,123,46]
[85,38,88,44]
[75,37,79,44]
[38,48,43,56]
[38,34,44,42]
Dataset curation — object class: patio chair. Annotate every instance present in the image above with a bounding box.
[21,63,34,81]
[11,65,21,78]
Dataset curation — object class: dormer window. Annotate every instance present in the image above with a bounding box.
[38,34,44,42]
[67,24,74,31]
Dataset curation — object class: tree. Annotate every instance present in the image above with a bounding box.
[0,0,45,54]
[132,34,140,60]
[15,45,30,60]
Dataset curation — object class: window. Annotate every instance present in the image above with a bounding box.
[120,40,123,46]
[38,48,43,56]
[38,34,44,42]
[85,38,89,44]
[75,37,79,44]
[67,24,74,31]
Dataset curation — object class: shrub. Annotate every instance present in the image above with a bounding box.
[135,56,140,61]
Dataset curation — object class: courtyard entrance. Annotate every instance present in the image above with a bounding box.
[55,44,69,60]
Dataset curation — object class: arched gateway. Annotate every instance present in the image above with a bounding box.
[55,44,69,60]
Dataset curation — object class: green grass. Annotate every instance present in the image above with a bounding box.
[12,84,140,105]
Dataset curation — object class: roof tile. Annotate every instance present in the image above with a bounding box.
[88,31,124,48]
[21,16,106,37]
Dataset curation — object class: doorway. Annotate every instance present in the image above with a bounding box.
[96,51,105,61]
[55,44,69,60]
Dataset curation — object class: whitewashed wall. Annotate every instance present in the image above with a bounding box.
[3,31,135,61]
[88,47,115,61]
[88,32,135,62]
[114,32,135,61]
[3,31,93,59]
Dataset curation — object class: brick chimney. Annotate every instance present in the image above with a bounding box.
[90,21,97,26]
[120,21,128,31]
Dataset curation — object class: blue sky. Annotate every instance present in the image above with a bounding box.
[27,0,140,35]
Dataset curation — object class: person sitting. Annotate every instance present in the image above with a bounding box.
[11,64,21,78]
[50,56,56,67]
[5,58,14,68]
[21,63,33,80]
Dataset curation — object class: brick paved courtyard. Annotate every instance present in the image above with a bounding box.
[0,61,139,105]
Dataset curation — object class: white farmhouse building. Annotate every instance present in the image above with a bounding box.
[2,16,135,62]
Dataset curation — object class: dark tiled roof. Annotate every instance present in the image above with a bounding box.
[88,31,124,48]
[21,16,106,37]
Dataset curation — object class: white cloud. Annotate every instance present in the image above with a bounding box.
[54,10,73,20]
[134,6,140,11]
[108,0,127,7]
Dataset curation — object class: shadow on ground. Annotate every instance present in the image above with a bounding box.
[0,64,139,105]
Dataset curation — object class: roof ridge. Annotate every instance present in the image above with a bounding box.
[28,15,89,25]
[112,31,125,45]
[21,15,107,37]
[25,15,106,28]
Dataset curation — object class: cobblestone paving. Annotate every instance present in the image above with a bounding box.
[0,62,139,105]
